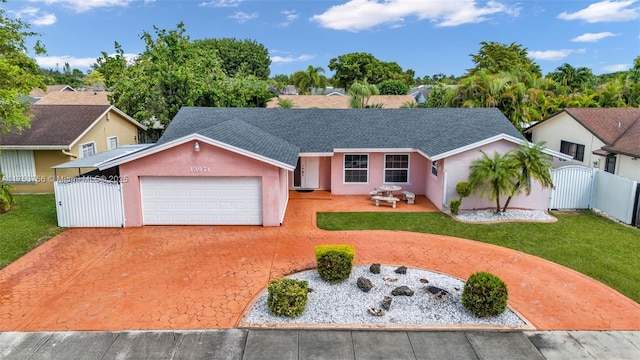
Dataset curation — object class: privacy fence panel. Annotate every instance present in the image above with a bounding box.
[54,178,123,227]
[549,166,595,210]
[593,171,638,225]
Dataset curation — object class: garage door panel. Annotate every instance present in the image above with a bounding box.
[141,177,262,225]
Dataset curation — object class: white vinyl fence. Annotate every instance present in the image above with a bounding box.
[54,177,124,227]
[549,165,639,226]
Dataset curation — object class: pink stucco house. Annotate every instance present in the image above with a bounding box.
[56,108,568,227]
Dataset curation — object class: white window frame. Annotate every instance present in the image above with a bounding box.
[107,136,119,150]
[343,153,369,184]
[383,153,409,184]
[0,150,36,183]
[80,142,96,158]
[431,160,439,178]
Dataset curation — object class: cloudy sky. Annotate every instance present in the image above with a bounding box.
[4,0,639,77]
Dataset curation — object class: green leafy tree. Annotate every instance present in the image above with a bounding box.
[83,70,106,89]
[378,79,408,95]
[192,38,271,79]
[328,52,408,89]
[0,173,14,213]
[425,83,455,108]
[468,151,518,213]
[0,0,46,134]
[548,63,594,92]
[467,41,541,77]
[502,142,553,212]
[40,63,84,88]
[96,23,273,129]
[348,81,380,108]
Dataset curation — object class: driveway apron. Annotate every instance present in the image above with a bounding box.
[1,193,639,331]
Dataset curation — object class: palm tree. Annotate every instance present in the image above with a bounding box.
[291,65,326,94]
[468,151,518,213]
[348,81,379,108]
[276,98,294,108]
[501,142,554,212]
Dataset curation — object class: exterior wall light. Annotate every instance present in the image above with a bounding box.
[194,142,200,152]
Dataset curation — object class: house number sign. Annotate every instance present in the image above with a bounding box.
[189,166,211,173]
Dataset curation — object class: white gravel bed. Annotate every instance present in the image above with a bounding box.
[245,266,525,327]
[455,209,556,223]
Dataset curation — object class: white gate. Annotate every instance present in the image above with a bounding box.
[594,171,637,225]
[549,165,595,210]
[54,177,123,227]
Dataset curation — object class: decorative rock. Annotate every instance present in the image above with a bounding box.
[308,288,314,293]
[369,263,381,274]
[426,286,449,299]
[382,296,392,310]
[420,278,429,283]
[368,308,385,316]
[394,266,407,274]
[357,277,373,292]
[391,285,414,296]
[383,275,390,281]
[454,286,460,291]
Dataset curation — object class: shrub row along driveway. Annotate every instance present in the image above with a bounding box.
[0,195,639,331]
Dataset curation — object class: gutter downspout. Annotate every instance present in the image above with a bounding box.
[62,150,77,158]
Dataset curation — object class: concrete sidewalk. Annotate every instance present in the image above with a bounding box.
[2,330,640,359]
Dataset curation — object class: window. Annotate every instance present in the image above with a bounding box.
[344,154,368,183]
[107,136,119,150]
[0,150,36,183]
[431,160,439,177]
[80,142,96,158]
[384,154,409,183]
[560,140,585,162]
[605,154,616,174]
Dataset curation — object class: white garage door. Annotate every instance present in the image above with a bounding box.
[141,177,262,225]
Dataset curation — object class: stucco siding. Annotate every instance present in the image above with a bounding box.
[424,159,443,209]
[616,155,640,181]
[444,140,550,211]
[119,141,284,227]
[330,152,428,195]
[70,111,140,157]
[531,113,606,169]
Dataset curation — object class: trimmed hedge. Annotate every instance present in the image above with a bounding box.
[314,244,355,283]
[450,199,461,215]
[267,278,308,317]
[461,272,508,317]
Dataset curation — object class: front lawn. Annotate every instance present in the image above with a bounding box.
[317,211,640,303]
[0,194,64,269]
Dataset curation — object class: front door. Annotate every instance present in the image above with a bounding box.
[294,157,320,189]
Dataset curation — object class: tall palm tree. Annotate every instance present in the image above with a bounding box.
[348,81,379,108]
[304,65,325,92]
[502,142,554,212]
[468,151,518,213]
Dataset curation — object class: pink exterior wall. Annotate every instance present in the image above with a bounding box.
[424,159,444,209]
[119,141,285,227]
[287,156,332,190]
[443,140,551,211]
[329,152,428,195]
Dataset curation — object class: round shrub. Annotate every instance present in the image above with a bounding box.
[377,80,408,95]
[456,181,472,198]
[316,250,353,283]
[449,199,461,215]
[267,278,308,317]
[462,272,508,317]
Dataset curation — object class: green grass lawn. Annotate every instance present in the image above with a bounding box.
[0,194,64,269]
[317,211,640,303]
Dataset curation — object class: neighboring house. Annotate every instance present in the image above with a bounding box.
[266,95,416,108]
[58,108,567,227]
[527,108,640,181]
[34,91,110,105]
[0,104,146,193]
[28,85,76,102]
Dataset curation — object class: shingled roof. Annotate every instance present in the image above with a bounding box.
[1,105,144,148]
[156,108,523,166]
[266,95,416,109]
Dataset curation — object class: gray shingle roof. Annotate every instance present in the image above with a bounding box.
[157,108,523,164]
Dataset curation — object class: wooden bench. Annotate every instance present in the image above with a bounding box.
[371,195,400,208]
[402,191,415,205]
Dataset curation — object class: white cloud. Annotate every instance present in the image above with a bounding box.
[310,0,519,32]
[602,63,631,72]
[271,54,314,64]
[571,32,618,42]
[280,10,300,27]
[28,0,134,13]
[529,49,585,61]
[558,0,639,23]
[35,53,139,69]
[10,6,57,26]
[229,11,258,23]
[199,0,242,7]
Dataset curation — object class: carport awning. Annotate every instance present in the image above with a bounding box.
[52,144,154,169]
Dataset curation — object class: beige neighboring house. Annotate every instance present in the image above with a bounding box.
[0,104,146,193]
[527,108,640,181]
[28,85,76,101]
[266,95,416,108]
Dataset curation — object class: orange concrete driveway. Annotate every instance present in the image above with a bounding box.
[1,193,639,331]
